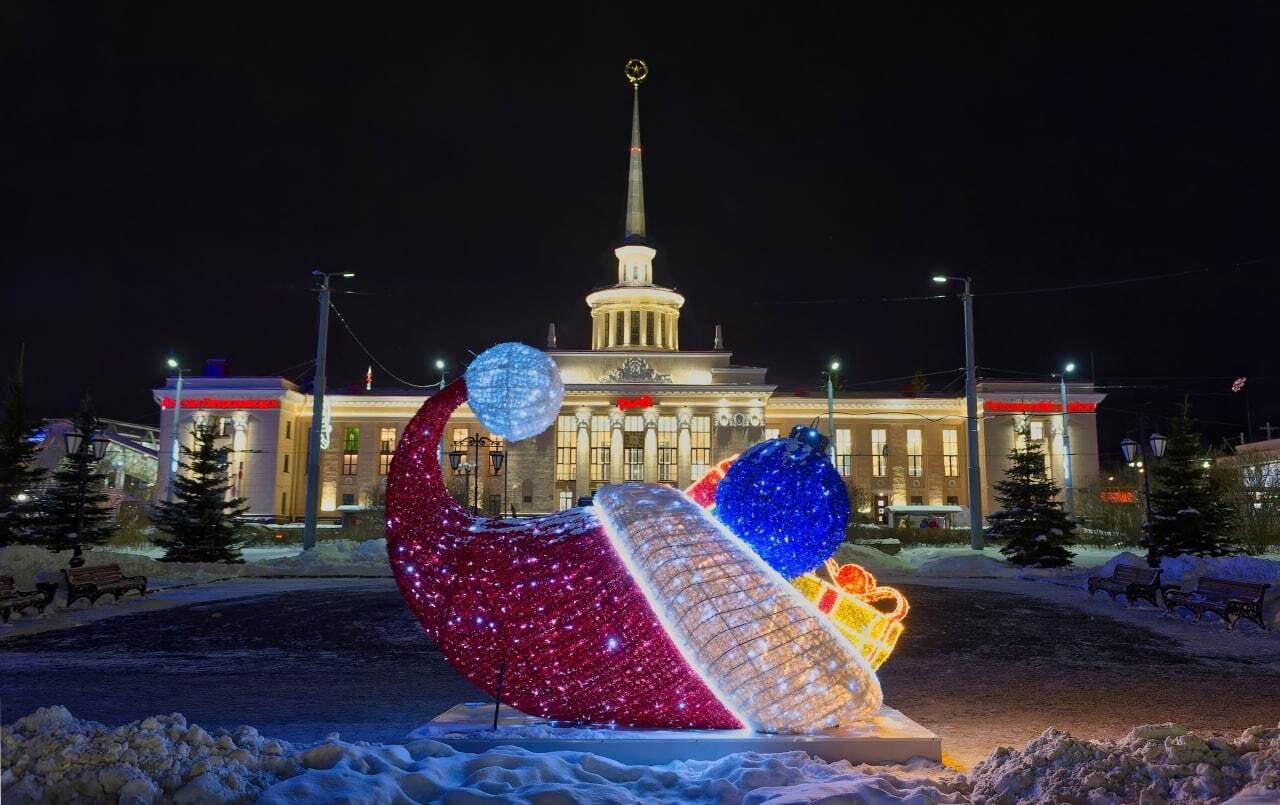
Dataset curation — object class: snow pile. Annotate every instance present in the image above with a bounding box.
[260,538,390,574]
[912,552,1016,578]
[1,706,299,804]
[1159,553,1280,588]
[832,542,914,577]
[966,722,1280,804]
[261,742,966,804]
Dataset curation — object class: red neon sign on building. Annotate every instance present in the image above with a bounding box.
[617,395,653,412]
[160,397,280,410]
[983,400,1097,414]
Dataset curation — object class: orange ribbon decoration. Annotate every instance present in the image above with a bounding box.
[822,559,909,623]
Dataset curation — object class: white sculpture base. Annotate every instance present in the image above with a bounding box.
[414,703,941,765]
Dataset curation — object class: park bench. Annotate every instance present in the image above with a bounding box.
[1086,564,1166,608]
[0,575,57,623]
[1165,576,1270,630]
[63,564,147,607]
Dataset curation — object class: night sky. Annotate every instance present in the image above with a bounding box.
[3,4,1277,461]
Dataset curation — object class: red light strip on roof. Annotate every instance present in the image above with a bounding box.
[984,400,1097,414]
[618,395,653,411]
[160,397,280,410]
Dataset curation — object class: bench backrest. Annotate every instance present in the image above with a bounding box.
[0,575,13,593]
[1194,576,1269,602]
[1112,565,1159,585]
[66,564,124,585]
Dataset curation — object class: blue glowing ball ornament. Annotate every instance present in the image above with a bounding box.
[464,343,564,442]
[714,436,849,578]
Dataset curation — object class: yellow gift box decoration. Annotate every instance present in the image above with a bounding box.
[792,559,908,671]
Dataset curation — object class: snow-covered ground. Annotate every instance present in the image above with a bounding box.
[5,706,1279,804]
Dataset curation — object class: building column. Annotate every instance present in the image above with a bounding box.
[676,409,692,488]
[607,311,616,348]
[639,309,648,347]
[654,313,663,348]
[670,315,678,350]
[232,411,249,501]
[622,311,631,347]
[575,411,590,500]
[610,410,625,482]
[643,409,658,483]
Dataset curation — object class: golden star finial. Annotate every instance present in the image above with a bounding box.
[624,58,648,89]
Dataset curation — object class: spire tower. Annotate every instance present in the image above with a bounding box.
[585,59,684,351]
[624,82,646,243]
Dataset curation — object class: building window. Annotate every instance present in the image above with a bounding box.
[646,311,655,345]
[630,310,640,345]
[690,416,711,479]
[942,429,959,477]
[379,427,396,475]
[910,495,923,505]
[658,416,677,483]
[281,492,287,511]
[871,428,887,477]
[624,415,645,481]
[558,489,574,511]
[283,454,290,473]
[342,427,360,475]
[907,429,923,477]
[946,495,959,505]
[1029,421,1044,441]
[285,421,291,439]
[615,311,624,344]
[342,493,355,506]
[452,428,469,473]
[835,429,852,477]
[591,416,611,482]
[556,416,577,481]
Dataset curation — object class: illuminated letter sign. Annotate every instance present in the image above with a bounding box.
[617,395,653,412]
[160,397,280,410]
[983,400,1097,414]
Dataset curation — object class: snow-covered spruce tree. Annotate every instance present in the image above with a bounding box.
[1144,404,1237,564]
[151,422,247,563]
[0,350,46,545]
[989,424,1075,567]
[32,396,116,556]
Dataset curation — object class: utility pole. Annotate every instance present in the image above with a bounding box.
[934,274,983,549]
[825,361,840,467]
[165,358,184,502]
[1056,363,1076,519]
[302,270,353,551]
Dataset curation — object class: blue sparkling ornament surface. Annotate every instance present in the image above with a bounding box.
[464,343,564,442]
[714,437,850,578]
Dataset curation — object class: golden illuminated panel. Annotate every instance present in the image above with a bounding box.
[791,560,907,671]
[595,482,882,734]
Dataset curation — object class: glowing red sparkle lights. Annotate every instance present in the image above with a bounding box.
[384,379,738,729]
[616,395,653,411]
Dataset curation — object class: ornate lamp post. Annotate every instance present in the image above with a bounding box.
[1120,431,1167,521]
[62,423,109,568]
[450,435,506,514]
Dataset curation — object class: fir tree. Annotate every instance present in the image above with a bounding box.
[989,424,1076,567]
[151,422,247,563]
[1143,403,1237,564]
[0,348,47,545]
[33,396,116,559]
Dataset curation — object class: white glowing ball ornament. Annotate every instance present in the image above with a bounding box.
[464,343,564,442]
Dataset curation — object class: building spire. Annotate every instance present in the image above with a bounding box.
[623,58,649,244]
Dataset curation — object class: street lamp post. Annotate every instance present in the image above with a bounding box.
[63,424,109,568]
[165,358,184,503]
[435,359,447,390]
[933,275,983,549]
[1120,430,1168,523]
[1054,362,1077,518]
[824,360,840,467]
[303,269,355,552]
[449,435,506,514]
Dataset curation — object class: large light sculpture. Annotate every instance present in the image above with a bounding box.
[386,344,894,734]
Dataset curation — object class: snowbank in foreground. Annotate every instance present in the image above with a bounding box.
[6,707,1280,804]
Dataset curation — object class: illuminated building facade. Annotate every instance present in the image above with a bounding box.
[153,77,1105,525]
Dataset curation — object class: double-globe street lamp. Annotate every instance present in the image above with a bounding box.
[62,424,110,568]
[449,435,506,515]
[1120,431,1168,521]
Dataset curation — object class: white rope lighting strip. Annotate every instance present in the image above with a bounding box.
[594,482,882,734]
